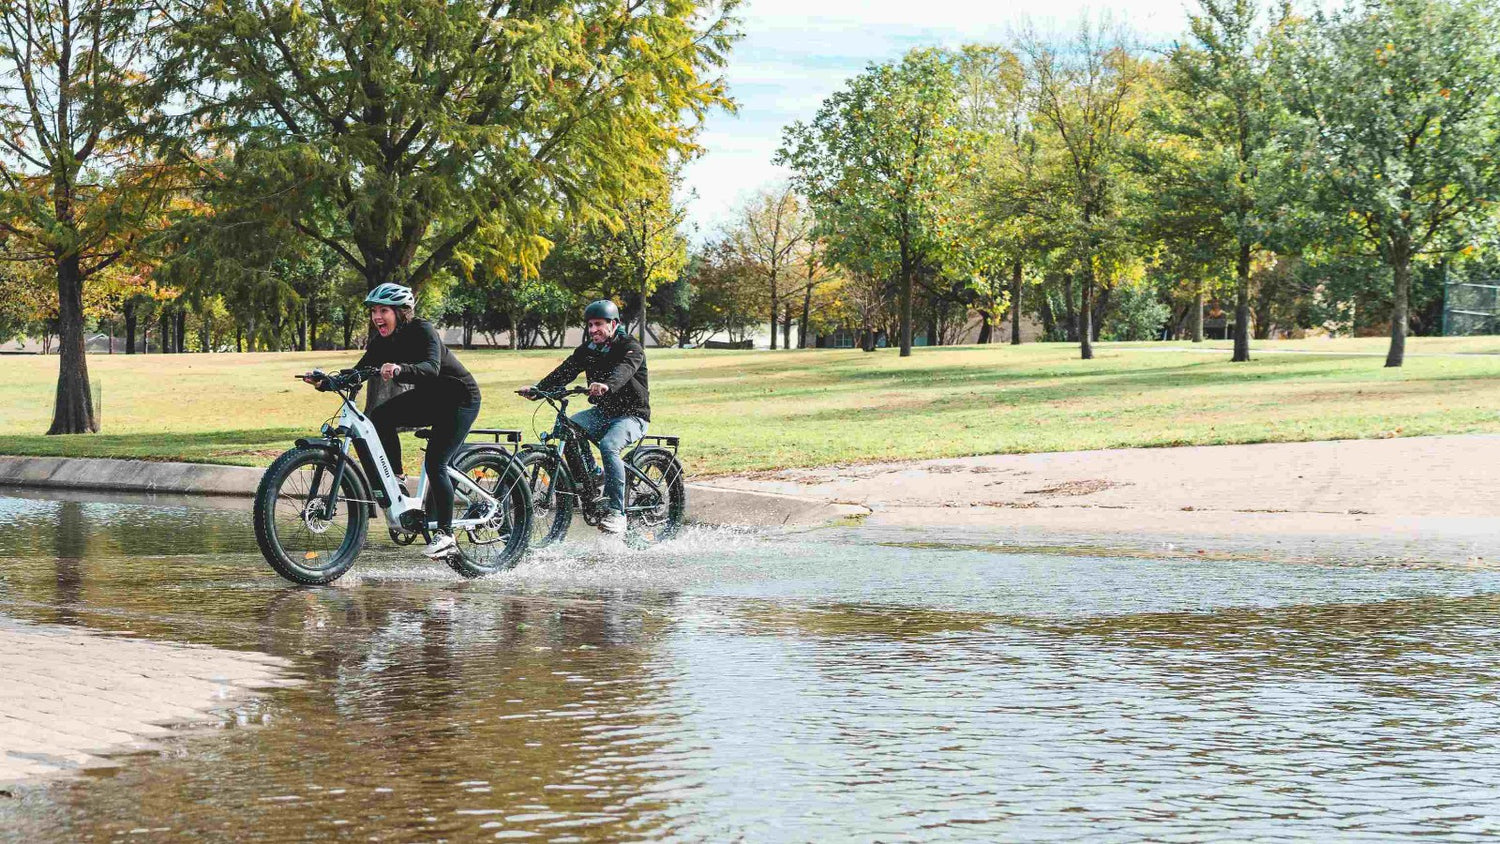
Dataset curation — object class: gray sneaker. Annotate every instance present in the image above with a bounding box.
[600,512,627,535]
[422,530,457,558]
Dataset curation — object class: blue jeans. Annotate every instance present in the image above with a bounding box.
[570,408,647,515]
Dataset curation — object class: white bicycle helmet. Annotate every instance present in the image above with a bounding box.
[364,282,415,308]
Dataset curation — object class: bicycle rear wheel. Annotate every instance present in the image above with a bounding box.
[446,450,532,578]
[253,446,370,584]
[518,450,575,548]
[625,451,686,546]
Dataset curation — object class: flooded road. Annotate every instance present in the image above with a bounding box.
[4,491,1500,840]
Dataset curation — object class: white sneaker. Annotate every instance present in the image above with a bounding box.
[423,530,457,558]
[600,512,627,535]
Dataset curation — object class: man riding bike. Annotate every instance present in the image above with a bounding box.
[312,282,482,559]
[517,300,649,537]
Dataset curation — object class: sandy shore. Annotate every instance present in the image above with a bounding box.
[698,435,1500,565]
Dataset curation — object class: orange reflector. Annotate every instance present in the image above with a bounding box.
[304,551,319,560]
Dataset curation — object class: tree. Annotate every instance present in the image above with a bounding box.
[730,183,811,349]
[1017,19,1151,359]
[607,168,689,346]
[779,48,968,357]
[957,44,1045,345]
[0,0,174,432]
[1276,0,1500,366]
[677,237,760,344]
[169,0,737,302]
[1140,0,1281,361]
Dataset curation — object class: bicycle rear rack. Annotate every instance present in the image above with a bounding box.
[636,434,679,456]
[470,428,524,453]
[411,427,523,453]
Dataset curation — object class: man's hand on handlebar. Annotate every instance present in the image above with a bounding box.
[587,381,609,398]
[516,386,539,399]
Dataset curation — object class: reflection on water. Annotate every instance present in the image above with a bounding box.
[4,494,1500,839]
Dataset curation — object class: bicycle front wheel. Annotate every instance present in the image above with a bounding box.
[518,450,575,548]
[446,450,532,578]
[253,446,370,584]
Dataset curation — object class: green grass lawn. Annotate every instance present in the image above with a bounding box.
[5,337,1500,476]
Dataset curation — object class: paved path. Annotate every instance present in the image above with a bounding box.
[0,618,296,788]
[699,435,1500,564]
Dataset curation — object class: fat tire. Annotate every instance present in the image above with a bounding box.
[445,450,532,578]
[626,450,686,545]
[253,446,370,585]
[518,450,575,548]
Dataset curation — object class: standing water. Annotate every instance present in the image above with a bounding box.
[2,490,1500,840]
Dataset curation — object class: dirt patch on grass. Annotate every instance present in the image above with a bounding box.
[207,448,284,460]
[1024,479,1132,497]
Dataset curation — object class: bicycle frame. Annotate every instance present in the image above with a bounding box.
[531,390,669,521]
[305,372,502,533]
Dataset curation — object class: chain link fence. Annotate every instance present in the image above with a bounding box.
[1443,281,1500,335]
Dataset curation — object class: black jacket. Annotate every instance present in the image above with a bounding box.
[536,328,650,421]
[355,318,481,407]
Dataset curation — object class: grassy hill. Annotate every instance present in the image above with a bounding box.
[4,337,1500,476]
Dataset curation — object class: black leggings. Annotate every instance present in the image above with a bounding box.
[366,388,480,532]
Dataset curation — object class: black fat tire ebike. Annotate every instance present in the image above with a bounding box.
[253,367,532,584]
[518,387,686,548]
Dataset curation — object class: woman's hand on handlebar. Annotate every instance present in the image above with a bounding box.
[516,386,538,399]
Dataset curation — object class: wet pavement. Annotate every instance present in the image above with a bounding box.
[4,490,1500,840]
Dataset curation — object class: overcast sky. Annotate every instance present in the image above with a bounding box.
[680,0,1194,240]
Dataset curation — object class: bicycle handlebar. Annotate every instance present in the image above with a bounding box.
[296,367,380,392]
[521,386,588,401]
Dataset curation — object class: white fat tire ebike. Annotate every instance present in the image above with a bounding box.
[253,367,532,584]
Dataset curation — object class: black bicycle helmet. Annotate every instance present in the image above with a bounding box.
[583,299,620,321]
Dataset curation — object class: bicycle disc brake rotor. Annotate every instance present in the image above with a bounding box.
[302,499,333,534]
[461,500,508,545]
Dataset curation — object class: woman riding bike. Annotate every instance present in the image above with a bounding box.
[329,282,481,559]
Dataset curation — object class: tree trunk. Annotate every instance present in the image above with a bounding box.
[159,309,172,353]
[1079,252,1095,360]
[175,310,187,353]
[1387,251,1411,368]
[1091,285,1111,342]
[1232,242,1251,362]
[976,311,993,345]
[124,300,137,355]
[768,272,778,350]
[782,304,792,350]
[308,298,320,351]
[899,254,913,357]
[638,273,649,346]
[1010,259,1023,345]
[799,284,813,348]
[200,313,211,353]
[1062,271,1078,342]
[342,308,354,350]
[1252,290,1273,341]
[926,311,938,348]
[1192,288,1205,342]
[236,325,243,353]
[48,254,98,434]
[1038,291,1055,341]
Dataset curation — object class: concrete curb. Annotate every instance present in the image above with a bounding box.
[0,455,865,528]
[0,455,261,496]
